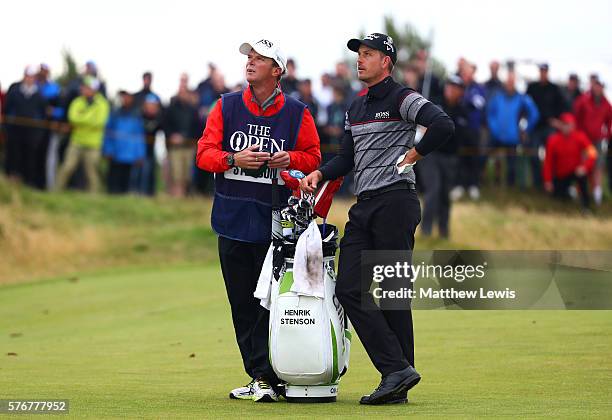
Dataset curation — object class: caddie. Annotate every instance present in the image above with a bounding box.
[196,38,321,402]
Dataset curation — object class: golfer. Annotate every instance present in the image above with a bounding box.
[300,33,454,405]
[196,39,321,402]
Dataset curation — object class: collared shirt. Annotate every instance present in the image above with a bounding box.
[320,76,454,195]
[321,76,429,195]
[249,85,282,112]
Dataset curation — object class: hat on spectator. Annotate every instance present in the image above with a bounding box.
[145,93,160,104]
[239,39,287,74]
[446,74,465,89]
[24,64,40,77]
[82,76,100,91]
[591,74,604,87]
[347,33,397,64]
[559,112,576,125]
[538,63,549,71]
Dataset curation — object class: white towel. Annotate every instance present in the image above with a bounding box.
[291,221,324,298]
[253,243,275,310]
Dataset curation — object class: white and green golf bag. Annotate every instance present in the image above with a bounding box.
[268,224,351,402]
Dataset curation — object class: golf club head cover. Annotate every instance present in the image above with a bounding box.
[314,177,343,218]
[280,169,305,197]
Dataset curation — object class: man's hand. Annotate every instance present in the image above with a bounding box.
[268,151,290,168]
[549,117,562,130]
[234,145,271,169]
[397,148,422,168]
[575,165,587,177]
[300,170,323,193]
[544,181,553,193]
[169,133,184,146]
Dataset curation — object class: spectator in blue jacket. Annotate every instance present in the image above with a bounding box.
[38,63,64,190]
[487,71,539,186]
[103,91,145,194]
[132,94,163,196]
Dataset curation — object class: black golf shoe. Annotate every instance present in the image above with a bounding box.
[359,366,420,405]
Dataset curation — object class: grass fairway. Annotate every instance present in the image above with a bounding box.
[1,266,611,418]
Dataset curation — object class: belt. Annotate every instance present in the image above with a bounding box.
[357,182,416,201]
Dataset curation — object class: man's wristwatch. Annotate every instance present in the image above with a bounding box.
[225,153,235,167]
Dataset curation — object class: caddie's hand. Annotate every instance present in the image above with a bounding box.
[300,170,323,194]
[397,148,422,167]
[268,151,290,168]
[169,133,184,145]
[234,145,271,169]
[544,182,553,193]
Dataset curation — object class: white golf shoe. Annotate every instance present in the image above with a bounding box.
[252,378,279,402]
[229,379,255,400]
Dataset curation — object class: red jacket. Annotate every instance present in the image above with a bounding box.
[543,128,597,182]
[196,87,321,174]
[573,92,612,143]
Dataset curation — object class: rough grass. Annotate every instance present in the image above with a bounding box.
[2,176,612,285]
[1,266,611,418]
[327,186,612,250]
[0,177,217,284]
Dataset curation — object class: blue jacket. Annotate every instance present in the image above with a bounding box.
[38,80,64,119]
[487,91,539,145]
[102,108,146,163]
[463,81,487,130]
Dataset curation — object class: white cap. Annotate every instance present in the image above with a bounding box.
[239,39,287,74]
[24,64,40,77]
[83,76,101,91]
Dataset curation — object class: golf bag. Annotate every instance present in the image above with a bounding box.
[268,171,351,402]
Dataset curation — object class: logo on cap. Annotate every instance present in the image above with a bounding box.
[365,33,380,40]
[256,39,273,49]
[384,36,395,53]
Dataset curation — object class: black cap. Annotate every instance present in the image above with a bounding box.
[539,63,549,71]
[446,74,465,89]
[347,33,397,64]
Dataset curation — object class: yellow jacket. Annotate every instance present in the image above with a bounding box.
[68,93,110,148]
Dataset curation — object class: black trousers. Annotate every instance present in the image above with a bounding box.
[107,161,133,194]
[336,189,421,376]
[218,236,279,383]
[553,174,590,209]
[607,145,612,193]
[459,128,481,188]
[420,152,457,237]
[5,126,45,188]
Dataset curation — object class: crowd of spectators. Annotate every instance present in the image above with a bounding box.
[1,54,610,228]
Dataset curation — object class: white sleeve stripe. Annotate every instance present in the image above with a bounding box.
[400,93,429,123]
[344,111,351,131]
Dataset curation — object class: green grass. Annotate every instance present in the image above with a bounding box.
[1,266,611,418]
